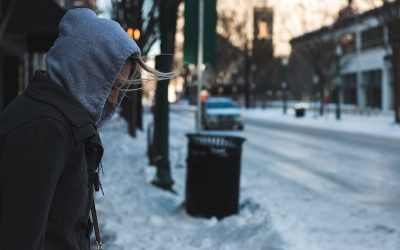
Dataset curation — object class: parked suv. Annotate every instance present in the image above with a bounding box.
[202,97,244,130]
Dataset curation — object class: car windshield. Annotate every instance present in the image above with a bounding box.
[206,101,236,109]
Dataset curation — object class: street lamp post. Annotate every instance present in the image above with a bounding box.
[249,65,257,108]
[281,58,289,115]
[282,82,288,114]
[232,67,238,100]
[313,75,319,117]
[335,45,342,120]
[196,0,205,132]
[384,51,400,124]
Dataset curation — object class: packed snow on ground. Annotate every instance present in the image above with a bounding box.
[95,108,400,250]
[243,107,400,139]
[96,113,283,250]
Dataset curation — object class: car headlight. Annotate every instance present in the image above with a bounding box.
[234,114,243,122]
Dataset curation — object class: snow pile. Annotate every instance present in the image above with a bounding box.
[96,114,284,250]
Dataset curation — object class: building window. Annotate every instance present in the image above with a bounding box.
[362,69,381,86]
[341,73,357,104]
[361,26,384,50]
[340,33,356,54]
[257,21,270,40]
[362,69,382,108]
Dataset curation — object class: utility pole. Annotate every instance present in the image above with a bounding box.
[184,0,216,117]
[335,44,342,120]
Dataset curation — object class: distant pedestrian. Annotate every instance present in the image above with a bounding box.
[324,94,331,116]
[0,8,174,250]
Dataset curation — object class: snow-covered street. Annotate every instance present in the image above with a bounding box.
[95,107,400,250]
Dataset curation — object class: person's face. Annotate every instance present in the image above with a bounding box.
[107,60,132,107]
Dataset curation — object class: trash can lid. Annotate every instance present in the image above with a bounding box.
[186,133,245,148]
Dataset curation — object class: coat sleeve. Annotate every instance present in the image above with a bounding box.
[0,117,71,249]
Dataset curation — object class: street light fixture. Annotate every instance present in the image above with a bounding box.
[335,44,343,120]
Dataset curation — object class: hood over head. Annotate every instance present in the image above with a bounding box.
[45,8,140,127]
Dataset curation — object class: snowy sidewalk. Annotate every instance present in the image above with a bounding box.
[242,107,400,139]
[95,114,284,250]
[94,109,400,250]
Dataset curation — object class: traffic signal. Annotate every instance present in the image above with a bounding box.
[127,27,141,41]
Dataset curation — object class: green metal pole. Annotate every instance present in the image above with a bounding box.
[335,46,342,120]
[152,0,179,191]
[152,56,174,190]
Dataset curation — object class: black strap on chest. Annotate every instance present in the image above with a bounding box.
[91,200,103,249]
[84,134,104,249]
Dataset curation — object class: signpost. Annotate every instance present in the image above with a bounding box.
[184,0,216,131]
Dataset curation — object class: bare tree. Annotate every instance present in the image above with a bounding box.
[215,10,247,86]
[289,0,368,116]
[281,1,342,113]
[290,37,338,114]
[111,0,161,55]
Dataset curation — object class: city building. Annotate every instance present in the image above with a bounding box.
[290,1,397,112]
[251,6,275,106]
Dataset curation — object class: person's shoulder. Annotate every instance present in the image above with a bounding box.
[0,94,71,136]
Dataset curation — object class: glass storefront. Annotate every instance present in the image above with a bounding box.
[341,73,357,104]
[362,69,382,109]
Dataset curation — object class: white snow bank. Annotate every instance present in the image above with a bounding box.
[243,107,400,139]
[96,114,284,250]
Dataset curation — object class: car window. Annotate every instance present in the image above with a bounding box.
[206,101,237,109]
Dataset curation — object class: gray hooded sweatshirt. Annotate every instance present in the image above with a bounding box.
[46,8,140,127]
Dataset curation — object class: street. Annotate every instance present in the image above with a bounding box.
[169,108,400,250]
[243,116,400,213]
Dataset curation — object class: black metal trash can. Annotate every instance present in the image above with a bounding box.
[185,134,245,219]
[295,108,305,117]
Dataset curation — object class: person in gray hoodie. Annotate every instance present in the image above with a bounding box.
[0,8,172,250]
